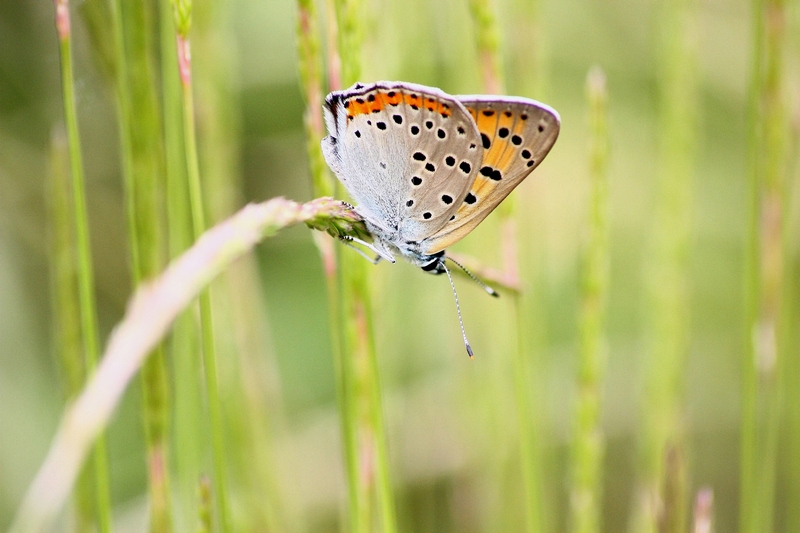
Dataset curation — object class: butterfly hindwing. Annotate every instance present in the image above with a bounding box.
[322,81,482,243]
[420,96,560,254]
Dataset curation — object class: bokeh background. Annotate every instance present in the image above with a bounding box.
[1,0,799,531]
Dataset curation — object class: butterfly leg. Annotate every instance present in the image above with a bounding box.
[338,236,396,264]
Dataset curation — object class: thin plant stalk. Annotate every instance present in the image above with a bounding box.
[327,1,398,531]
[193,1,288,524]
[115,0,174,529]
[8,197,363,533]
[296,2,354,522]
[54,2,113,531]
[159,0,201,528]
[48,131,94,533]
[784,108,800,533]
[469,0,504,95]
[170,3,232,527]
[570,66,609,533]
[741,0,789,531]
[470,2,547,532]
[639,0,697,529]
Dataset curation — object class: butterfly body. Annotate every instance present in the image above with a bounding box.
[322,81,560,273]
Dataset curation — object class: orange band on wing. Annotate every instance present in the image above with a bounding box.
[344,89,452,120]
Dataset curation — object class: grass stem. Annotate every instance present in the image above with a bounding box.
[639,0,697,528]
[741,0,789,531]
[48,130,95,533]
[55,2,113,531]
[114,0,174,529]
[327,2,398,531]
[570,66,609,533]
[172,25,232,531]
[9,197,361,533]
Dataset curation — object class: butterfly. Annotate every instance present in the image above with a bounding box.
[321,81,560,355]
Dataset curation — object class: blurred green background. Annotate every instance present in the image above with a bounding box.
[0,0,799,531]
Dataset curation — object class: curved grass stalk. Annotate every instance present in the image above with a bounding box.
[8,197,365,533]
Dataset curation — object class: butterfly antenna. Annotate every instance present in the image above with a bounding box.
[441,261,474,359]
[445,256,499,298]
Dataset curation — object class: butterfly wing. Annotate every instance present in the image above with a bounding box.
[420,96,560,255]
[322,81,484,244]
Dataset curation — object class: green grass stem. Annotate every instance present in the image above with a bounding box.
[469,2,548,531]
[639,0,698,528]
[115,0,174,529]
[327,2,398,531]
[54,3,113,531]
[47,130,94,533]
[784,107,800,533]
[171,20,232,529]
[469,0,504,95]
[296,3,354,527]
[741,0,789,531]
[158,0,203,530]
[570,66,609,533]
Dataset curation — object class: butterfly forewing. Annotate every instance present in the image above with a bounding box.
[420,96,560,254]
[322,81,483,243]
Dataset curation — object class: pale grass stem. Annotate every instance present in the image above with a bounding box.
[8,197,364,533]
